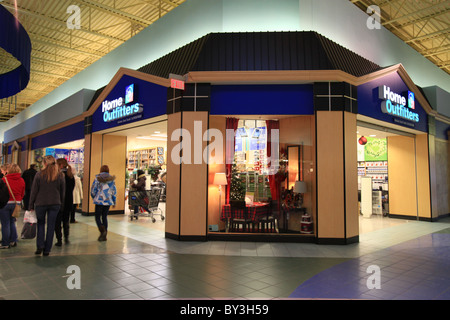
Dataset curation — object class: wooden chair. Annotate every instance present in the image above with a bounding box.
[258,200,279,233]
[230,200,253,232]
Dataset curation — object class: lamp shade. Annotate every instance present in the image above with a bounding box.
[294,181,307,193]
[213,173,227,185]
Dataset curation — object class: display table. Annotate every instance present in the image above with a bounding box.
[220,202,270,232]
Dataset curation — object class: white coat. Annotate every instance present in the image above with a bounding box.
[73,175,83,204]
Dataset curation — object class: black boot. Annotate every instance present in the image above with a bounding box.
[98,226,104,241]
[100,227,107,241]
[98,226,107,241]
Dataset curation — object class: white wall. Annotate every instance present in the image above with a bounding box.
[1,0,448,141]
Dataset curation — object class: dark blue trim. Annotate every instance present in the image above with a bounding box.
[0,5,31,99]
[210,85,314,115]
[31,121,84,150]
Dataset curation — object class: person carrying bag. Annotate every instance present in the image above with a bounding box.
[5,179,21,218]
[0,164,25,249]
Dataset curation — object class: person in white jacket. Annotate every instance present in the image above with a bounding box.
[70,169,83,223]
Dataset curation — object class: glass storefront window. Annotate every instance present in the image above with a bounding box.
[211,115,315,237]
[30,139,85,180]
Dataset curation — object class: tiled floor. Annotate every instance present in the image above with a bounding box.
[0,208,449,301]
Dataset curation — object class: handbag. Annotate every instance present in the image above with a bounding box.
[4,177,21,218]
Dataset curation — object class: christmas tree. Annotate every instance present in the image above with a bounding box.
[230,163,245,201]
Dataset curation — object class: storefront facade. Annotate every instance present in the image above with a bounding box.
[2,32,449,244]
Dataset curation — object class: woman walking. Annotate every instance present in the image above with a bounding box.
[71,168,83,223]
[0,164,25,249]
[29,156,65,256]
[55,158,75,246]
[91,165,116,241]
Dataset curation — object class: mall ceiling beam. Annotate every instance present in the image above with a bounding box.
[405,28,450,43]
[394,9,449,29]
[0,2,127,44]
[31,36,106,59]
[381,1,450,26]
[423,44,450,57]
[78,0,153,28]
[32,56,87,73]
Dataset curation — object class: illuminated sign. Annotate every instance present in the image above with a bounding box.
[125,84,134,104]
[378,85,419,123]
[102,84,143,122]
[170,78,185,90]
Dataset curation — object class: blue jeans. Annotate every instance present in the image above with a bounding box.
[95,205,110,230]
[35,205,60,253]
[0,203,18,246]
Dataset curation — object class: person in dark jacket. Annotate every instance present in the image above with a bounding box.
[21,164,37,211]
[29,155,65,256]
[130,170,146,215]
[55,158,75,246]
[0,164,25,249]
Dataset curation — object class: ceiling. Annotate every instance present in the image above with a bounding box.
[0,0,448,122]
[351,0,449,73]
[0,0,185,121]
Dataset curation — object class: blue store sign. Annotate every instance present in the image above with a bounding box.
[358,72,427,133]
[92,75,167,133]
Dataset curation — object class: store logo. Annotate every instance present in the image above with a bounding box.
[378,85,419,123]
[102,84,143,122]
[125,84,134,104]
[408,91,415,109]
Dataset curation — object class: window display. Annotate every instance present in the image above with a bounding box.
[30,139,84,180]
[217,115,315,236]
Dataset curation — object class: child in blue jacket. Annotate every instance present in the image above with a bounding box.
[91,165,116,241]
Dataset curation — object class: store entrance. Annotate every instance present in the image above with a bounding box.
[104,120,167,232]
[357,123,420,234]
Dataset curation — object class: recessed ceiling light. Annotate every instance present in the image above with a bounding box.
[136,136,166,141]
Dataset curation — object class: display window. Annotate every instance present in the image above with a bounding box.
[209,115,316,237]
[30,138,85,178]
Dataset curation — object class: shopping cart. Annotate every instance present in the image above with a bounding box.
[128,188,164,223]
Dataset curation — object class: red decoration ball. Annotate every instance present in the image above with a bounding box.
[359,136,367,145]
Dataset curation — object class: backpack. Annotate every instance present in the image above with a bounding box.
[0,180,9,209]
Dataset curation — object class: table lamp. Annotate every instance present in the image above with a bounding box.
[294,181,307,208]
[214,173,227,213]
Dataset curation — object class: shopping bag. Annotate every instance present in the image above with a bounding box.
[21,222,36,239]
[23,210,37,224]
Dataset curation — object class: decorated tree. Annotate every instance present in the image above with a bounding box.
[229,163,246,201]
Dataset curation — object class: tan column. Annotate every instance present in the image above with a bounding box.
[165,111,209,240]
[316,111,358,244]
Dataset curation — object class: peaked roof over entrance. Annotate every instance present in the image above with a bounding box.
[137,31,382,78]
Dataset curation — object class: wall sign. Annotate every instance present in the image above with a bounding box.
[102,83,143,122]
[378,85,419,123]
